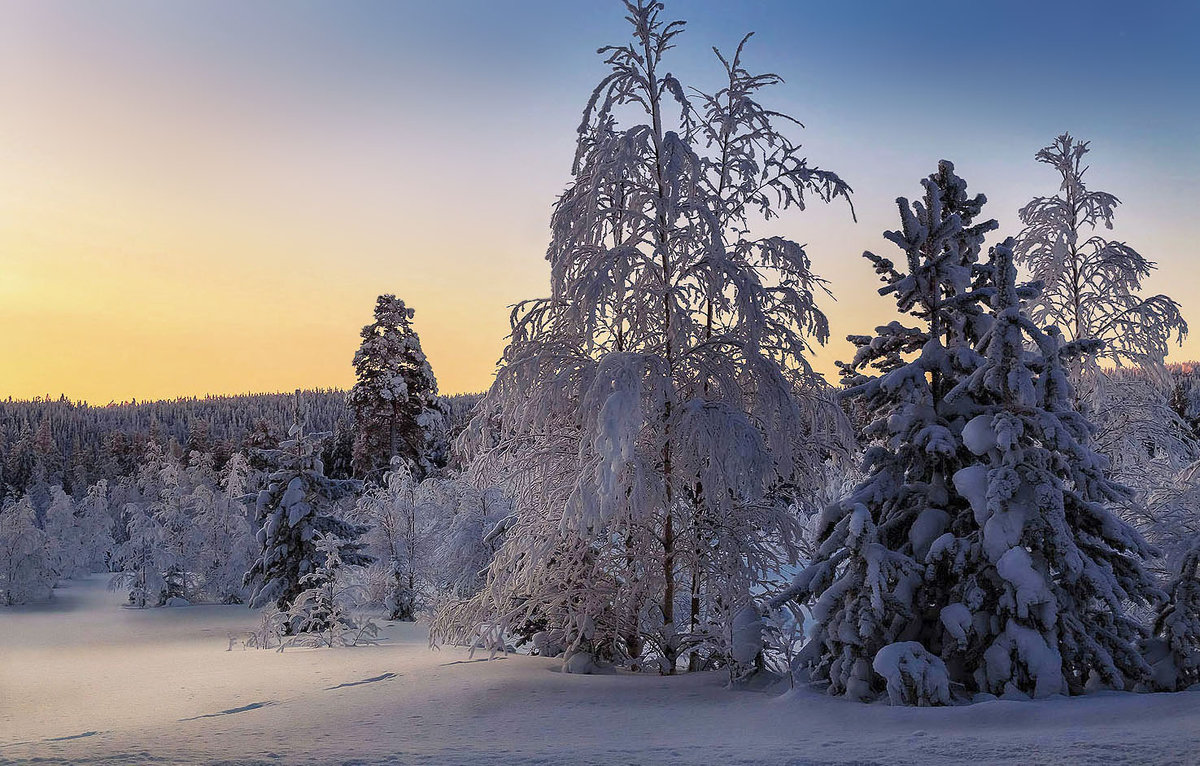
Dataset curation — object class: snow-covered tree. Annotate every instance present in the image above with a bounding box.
[354,459,428,620]
[781,186,1162,703]
[1013,136,1193,557]
[283,532,378,647]
[243,423,372,614]
[77,479,116,574]
[192,482,256,603]
[353,464,511,619]
[429,479,511,600]
[942,240,1161,698]
[192,453,256,602]
[1149,539,1200,691]
[43,485,86,580]
[1014,133,1186,372]
[1089,368,1196,493]
[434,0,852,673]
[1144,460,1200,579]
[770,161,997,699]
[349,295,447,482]
[150,458,194,601]
[0,495,54,605]
[111,503,166,608]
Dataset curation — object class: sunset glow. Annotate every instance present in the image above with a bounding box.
[3,0,1196,402]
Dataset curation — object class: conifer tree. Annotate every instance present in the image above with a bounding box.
[244,421,372,614]
[770,162,996,698]
[1151,540,1200,691]
[943,240,1160,697]
[349,295,447,482]
[779,163,1161,701]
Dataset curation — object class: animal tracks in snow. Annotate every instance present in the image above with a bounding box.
[45,731,102,742]
[1,730,105,749]
[326,672,398,690]
[175,677,398,729]
[179,701,276,721]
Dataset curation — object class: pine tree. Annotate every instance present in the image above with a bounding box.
[770,161,996,699]
[435,0,852,673]
[349,295,447,482]
[1014,133,1186,372]
[243,422,372,614]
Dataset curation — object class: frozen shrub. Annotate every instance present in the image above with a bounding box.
[873,642,951,707]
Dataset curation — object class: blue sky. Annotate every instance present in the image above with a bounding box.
[2,0,1197,399]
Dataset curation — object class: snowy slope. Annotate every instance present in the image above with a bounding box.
[2,575,1198,765]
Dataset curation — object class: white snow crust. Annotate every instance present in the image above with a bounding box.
[2,575,1198,765]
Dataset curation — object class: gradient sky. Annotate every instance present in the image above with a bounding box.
[2,1,1197,403]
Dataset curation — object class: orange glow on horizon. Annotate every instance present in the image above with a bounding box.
[4,3,1197,405]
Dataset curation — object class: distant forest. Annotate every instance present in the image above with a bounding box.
[7,365,1200,507]
[0,389,483,499]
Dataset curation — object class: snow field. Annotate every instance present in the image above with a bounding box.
[2,575,1199,765]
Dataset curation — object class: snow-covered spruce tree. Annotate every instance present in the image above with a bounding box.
[349,295,448,483]
[942,240,1160,698]
[433,0,852,673]
[768,161,997,700]
[243,422,372,615]
[0,495,54,605]
[1148,539,1200,691]
[1014,133,1186,372]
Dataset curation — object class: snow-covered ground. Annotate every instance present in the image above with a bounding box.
[2,576,1198,765]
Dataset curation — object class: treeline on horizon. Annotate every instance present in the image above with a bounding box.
[6,364,1200,510]
[0,389,484,500]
